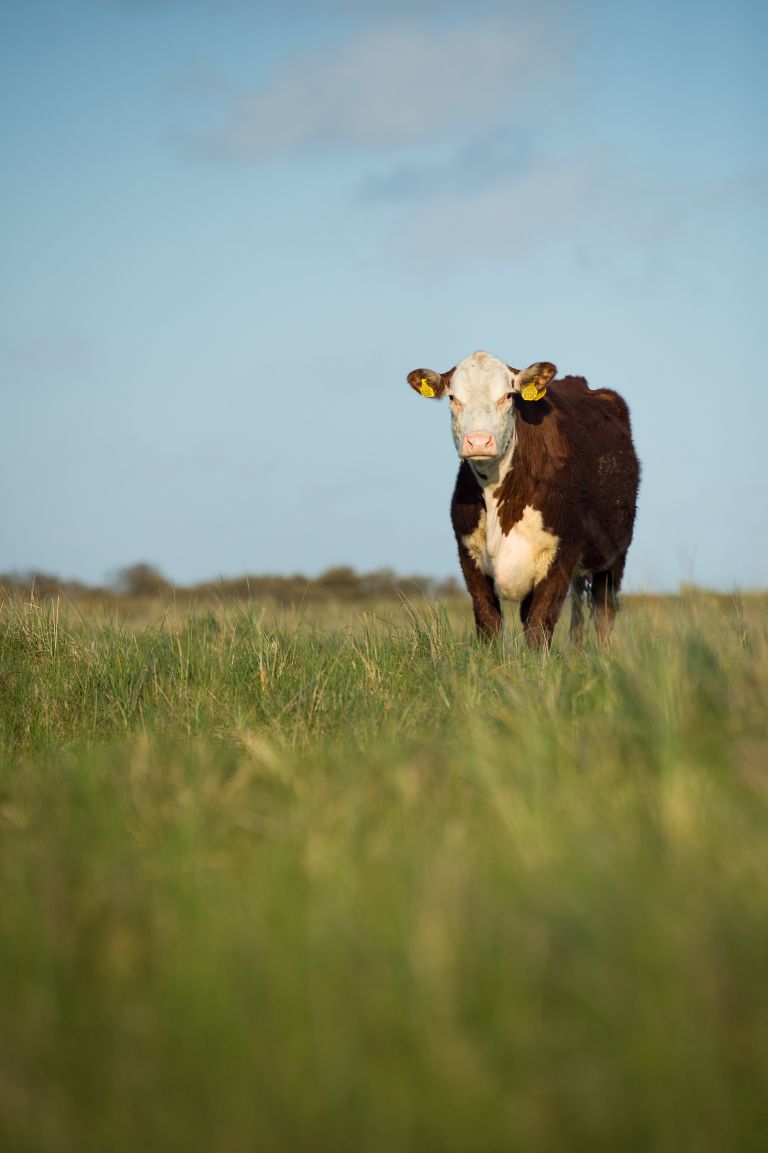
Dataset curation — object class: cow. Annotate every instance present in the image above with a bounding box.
[407,350,640,648]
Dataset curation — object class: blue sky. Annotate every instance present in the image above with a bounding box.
[1,0,766,590]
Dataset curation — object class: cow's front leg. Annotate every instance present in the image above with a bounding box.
[519,553,579,650]
[451,462,502,639]
[458,540,502,638]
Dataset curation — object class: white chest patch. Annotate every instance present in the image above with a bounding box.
[464,499,559,602]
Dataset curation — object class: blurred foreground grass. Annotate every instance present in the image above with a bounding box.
[1,593,767,1152]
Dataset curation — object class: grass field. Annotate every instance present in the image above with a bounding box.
[1,591,767,1152]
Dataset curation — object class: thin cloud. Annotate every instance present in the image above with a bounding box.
[195,18,560,158]
[359,127,533,202]
[384,154,602,269]
[116,0,542,15]
[377,157,768,288]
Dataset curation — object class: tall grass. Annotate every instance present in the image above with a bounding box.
[1,593,767,1151]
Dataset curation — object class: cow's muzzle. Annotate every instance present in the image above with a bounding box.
[461,432,497,458]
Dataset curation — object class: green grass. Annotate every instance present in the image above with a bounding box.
[1,593,767,1152]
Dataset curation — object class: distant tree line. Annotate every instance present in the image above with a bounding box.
[0,562,466,603]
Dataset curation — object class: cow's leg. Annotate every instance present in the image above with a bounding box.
[591,553,626,646]
[451,462,502,639]
[458,543,502,638]
[569,575,589,647]
[519,553,578,651]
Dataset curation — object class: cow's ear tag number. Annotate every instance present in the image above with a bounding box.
[420,378,436,398]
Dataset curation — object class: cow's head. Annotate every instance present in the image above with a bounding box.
[407,350,556,462]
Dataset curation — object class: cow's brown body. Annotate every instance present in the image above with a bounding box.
[451,375,640,646]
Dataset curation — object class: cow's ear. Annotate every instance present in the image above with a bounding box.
[514,361,557,401]
[407,367,450,399]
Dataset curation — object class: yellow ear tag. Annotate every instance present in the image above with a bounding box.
[535,386,547,401]
[419,377,436,398]
[521,382,539,401]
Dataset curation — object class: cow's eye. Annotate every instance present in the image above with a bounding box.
[505,391,515,400]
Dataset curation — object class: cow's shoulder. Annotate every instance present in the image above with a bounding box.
[547,376,614,404]
[551,374,590,394]
[546,378,633,439]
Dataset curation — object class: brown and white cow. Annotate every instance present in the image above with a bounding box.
[407,350,640,648]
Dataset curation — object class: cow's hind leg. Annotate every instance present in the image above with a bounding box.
[591,554,627,647]
[569,575,589,647]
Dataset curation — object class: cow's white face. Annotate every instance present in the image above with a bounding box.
[407,350,556,463]
[448,351,516,460]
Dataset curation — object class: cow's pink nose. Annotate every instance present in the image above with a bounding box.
[462,432,497,458]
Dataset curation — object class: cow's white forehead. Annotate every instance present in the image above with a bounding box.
[452,350,512,398]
